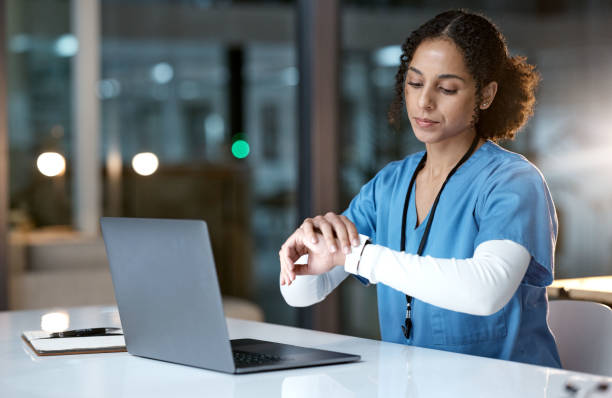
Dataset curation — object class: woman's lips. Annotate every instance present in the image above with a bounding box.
[414,117,439,128]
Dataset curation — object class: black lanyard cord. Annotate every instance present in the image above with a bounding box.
[400,134,480,339]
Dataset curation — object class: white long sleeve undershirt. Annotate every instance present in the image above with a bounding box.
[280,238,530,316]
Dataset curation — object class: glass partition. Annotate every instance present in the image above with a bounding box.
[100,0,299,326]
[7,0,299,326]
[7,0,72,228]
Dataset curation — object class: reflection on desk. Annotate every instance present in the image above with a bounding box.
[1,306,612,397]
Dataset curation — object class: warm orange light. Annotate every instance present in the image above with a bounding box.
[36,152,66,177]
[131,152,159,176]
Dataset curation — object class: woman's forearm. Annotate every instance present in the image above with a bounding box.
[280,258,349,307]
[345,239,530,316]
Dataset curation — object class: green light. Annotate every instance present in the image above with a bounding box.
[231,139,250,159]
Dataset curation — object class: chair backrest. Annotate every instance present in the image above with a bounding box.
[548,300,612,376]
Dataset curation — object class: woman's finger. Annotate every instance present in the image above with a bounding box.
[325,212,352,254]
[281,257,291,285]
[279,229,302,285]
[282,250,295,285]
[279,250,288,285]
[280,249,291,285]
[314,216,338,253]
[340,215,360,247]
[281,245,295,282]
[285,228,308,281]
[301,218,318,244]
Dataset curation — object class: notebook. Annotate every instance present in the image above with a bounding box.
[100,217,361,374]
[22,330,126,356]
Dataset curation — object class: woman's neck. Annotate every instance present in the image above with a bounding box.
[423,130,482,180]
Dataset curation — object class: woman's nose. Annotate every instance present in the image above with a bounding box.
[417,89,435,110]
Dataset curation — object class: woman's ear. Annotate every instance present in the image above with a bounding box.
[479,81,498,110]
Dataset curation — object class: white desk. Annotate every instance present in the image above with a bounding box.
[1,306,611,397]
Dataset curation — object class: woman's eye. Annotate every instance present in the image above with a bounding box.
[407,82,423,88]
[440,87,458,95]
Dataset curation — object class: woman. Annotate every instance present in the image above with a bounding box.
[278,10,561,368]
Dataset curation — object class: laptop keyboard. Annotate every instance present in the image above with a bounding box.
[233,350,282,366]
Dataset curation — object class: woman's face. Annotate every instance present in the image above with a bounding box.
[405,38,478,145]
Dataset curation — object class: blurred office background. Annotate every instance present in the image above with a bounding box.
[1,0,612,339]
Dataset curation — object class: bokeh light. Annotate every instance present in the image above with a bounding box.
[132,152,159,176]
[231,139,250,159]
[9,34,31,53]
[150,62,174,84]
[40,312,70,333]
[97,78,122,99]
[54,34,79,57]
[374,45,402,67]
[36,152,66,177]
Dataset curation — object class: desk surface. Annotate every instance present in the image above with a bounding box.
[1,306,611,397]
[548,276,612,306]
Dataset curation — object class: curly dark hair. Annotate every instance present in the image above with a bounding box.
[388,10,540,141]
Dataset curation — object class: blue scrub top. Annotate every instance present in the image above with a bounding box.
[343,141,561,368]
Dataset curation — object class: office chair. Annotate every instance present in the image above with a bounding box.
[548,299,612,376]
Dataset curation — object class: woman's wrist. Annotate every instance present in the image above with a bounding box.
[333,251,347,267]
[343,234,372,275]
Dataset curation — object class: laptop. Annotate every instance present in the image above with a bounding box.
[100,217,360,374]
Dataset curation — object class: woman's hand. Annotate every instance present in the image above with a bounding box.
[279,228,346,285]
[301,213,360,255]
